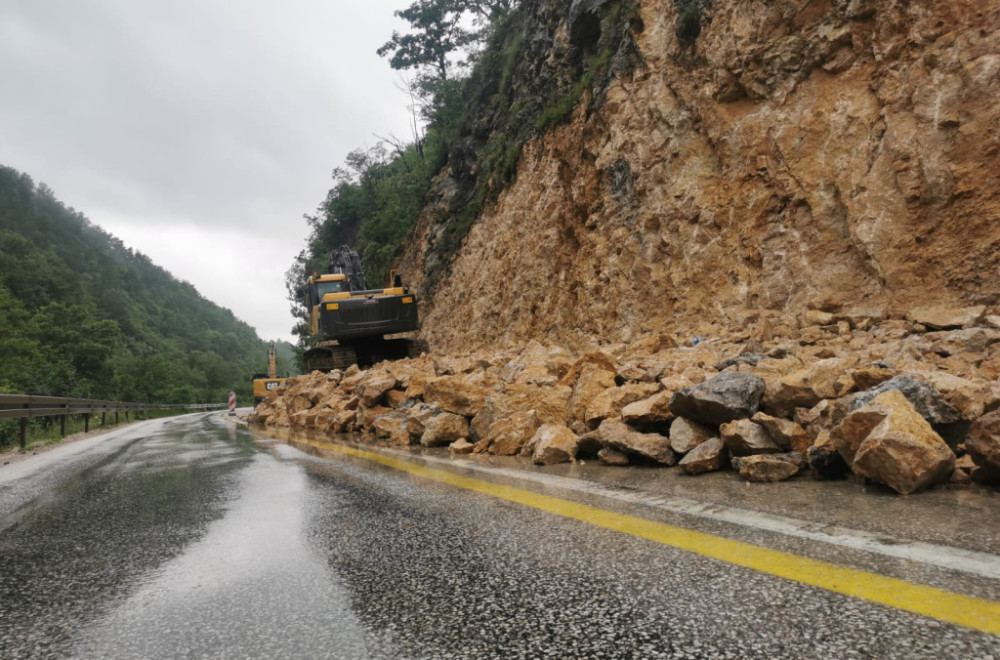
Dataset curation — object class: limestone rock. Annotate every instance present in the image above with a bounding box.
[385,390,409,408]
[420,412,471,447]
[404,403,439,440]
[531,424,579,465]
[585,383,662,426]
[835,375,964,445]
[359,372,399,407]
[449,438,475,454]
[597,447,630,465]
[846,391,956,494]
[720,419,780,457]
[802,310,834,327]
[621,390,674,428]
[423,373,494,416]
[472,384,572,440]
[403,363,438,399]
[831,403,892,466]
[966,409,1000,483]
[356,405,391,431]
[482,410,541,456]
[373,414,410,445]
[751,412,809,452]
[764,359,856,418]
[597,419,676,465]
[679,437,727,475]
[565,362,617,423]
[669,372,765,426]
[736,454,804,482]
[926,328,1000,356]
[907,305,986,330]
[668,417,717,455]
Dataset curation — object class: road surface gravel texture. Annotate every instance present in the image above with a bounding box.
[0,413,997,659]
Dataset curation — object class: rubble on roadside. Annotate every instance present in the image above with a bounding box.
[250,305,1000,495]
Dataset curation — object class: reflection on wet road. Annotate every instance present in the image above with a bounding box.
[0,414,997,659]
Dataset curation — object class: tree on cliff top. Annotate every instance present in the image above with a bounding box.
[377,0,514,85]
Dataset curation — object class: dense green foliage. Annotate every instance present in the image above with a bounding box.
[0,165,270,420]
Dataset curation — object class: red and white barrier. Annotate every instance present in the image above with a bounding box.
[228,391,236,415]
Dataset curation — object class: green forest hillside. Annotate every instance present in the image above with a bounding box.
[0,164,271,407]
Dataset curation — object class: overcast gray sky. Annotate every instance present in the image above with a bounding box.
[0,0,419,342]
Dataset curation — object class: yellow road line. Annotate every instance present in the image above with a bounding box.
[298,438,1000,637]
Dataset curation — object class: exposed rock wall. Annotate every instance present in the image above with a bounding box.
[399,0,1000,354]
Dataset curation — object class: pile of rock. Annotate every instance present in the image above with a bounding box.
[250,305,1000,495]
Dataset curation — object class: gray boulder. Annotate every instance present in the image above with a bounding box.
[669,372,765,427]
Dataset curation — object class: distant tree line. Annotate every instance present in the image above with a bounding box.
[0,166,279,447]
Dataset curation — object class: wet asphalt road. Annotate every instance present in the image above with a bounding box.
[1,413,998,659]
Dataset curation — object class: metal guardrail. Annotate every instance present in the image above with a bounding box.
[0,394,227,449]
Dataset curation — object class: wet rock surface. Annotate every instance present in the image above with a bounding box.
[668,372,765,426]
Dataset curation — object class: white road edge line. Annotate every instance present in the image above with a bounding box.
[384,448,1000,582]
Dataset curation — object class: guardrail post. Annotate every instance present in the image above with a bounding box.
[60,412,66,437]
[19,418,27,450]
[101,411,106,426]
[115,411,119,425]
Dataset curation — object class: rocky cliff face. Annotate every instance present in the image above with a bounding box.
[400,0,1000,353]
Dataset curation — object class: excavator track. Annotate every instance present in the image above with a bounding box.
[302,338,426,372]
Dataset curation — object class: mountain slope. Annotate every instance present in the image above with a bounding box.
[0,165,267,404]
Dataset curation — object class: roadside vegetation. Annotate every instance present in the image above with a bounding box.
[0,166,276,448]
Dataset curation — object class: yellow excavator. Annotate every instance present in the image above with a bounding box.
[301,246,425,371]
[252,341,287,404]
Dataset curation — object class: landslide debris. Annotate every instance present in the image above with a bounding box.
[251,307,1000,495]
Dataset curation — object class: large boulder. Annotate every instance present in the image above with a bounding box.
[966,409,1000,483]
[668,417,717,455]
[669,372,765,426]
[420,412,470,447]
[844,391,956,494]
[720,419,781,457]
[834,375,964,446]
[678,437,727,475]
[530,424,579,465]
[597,419,676,465]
